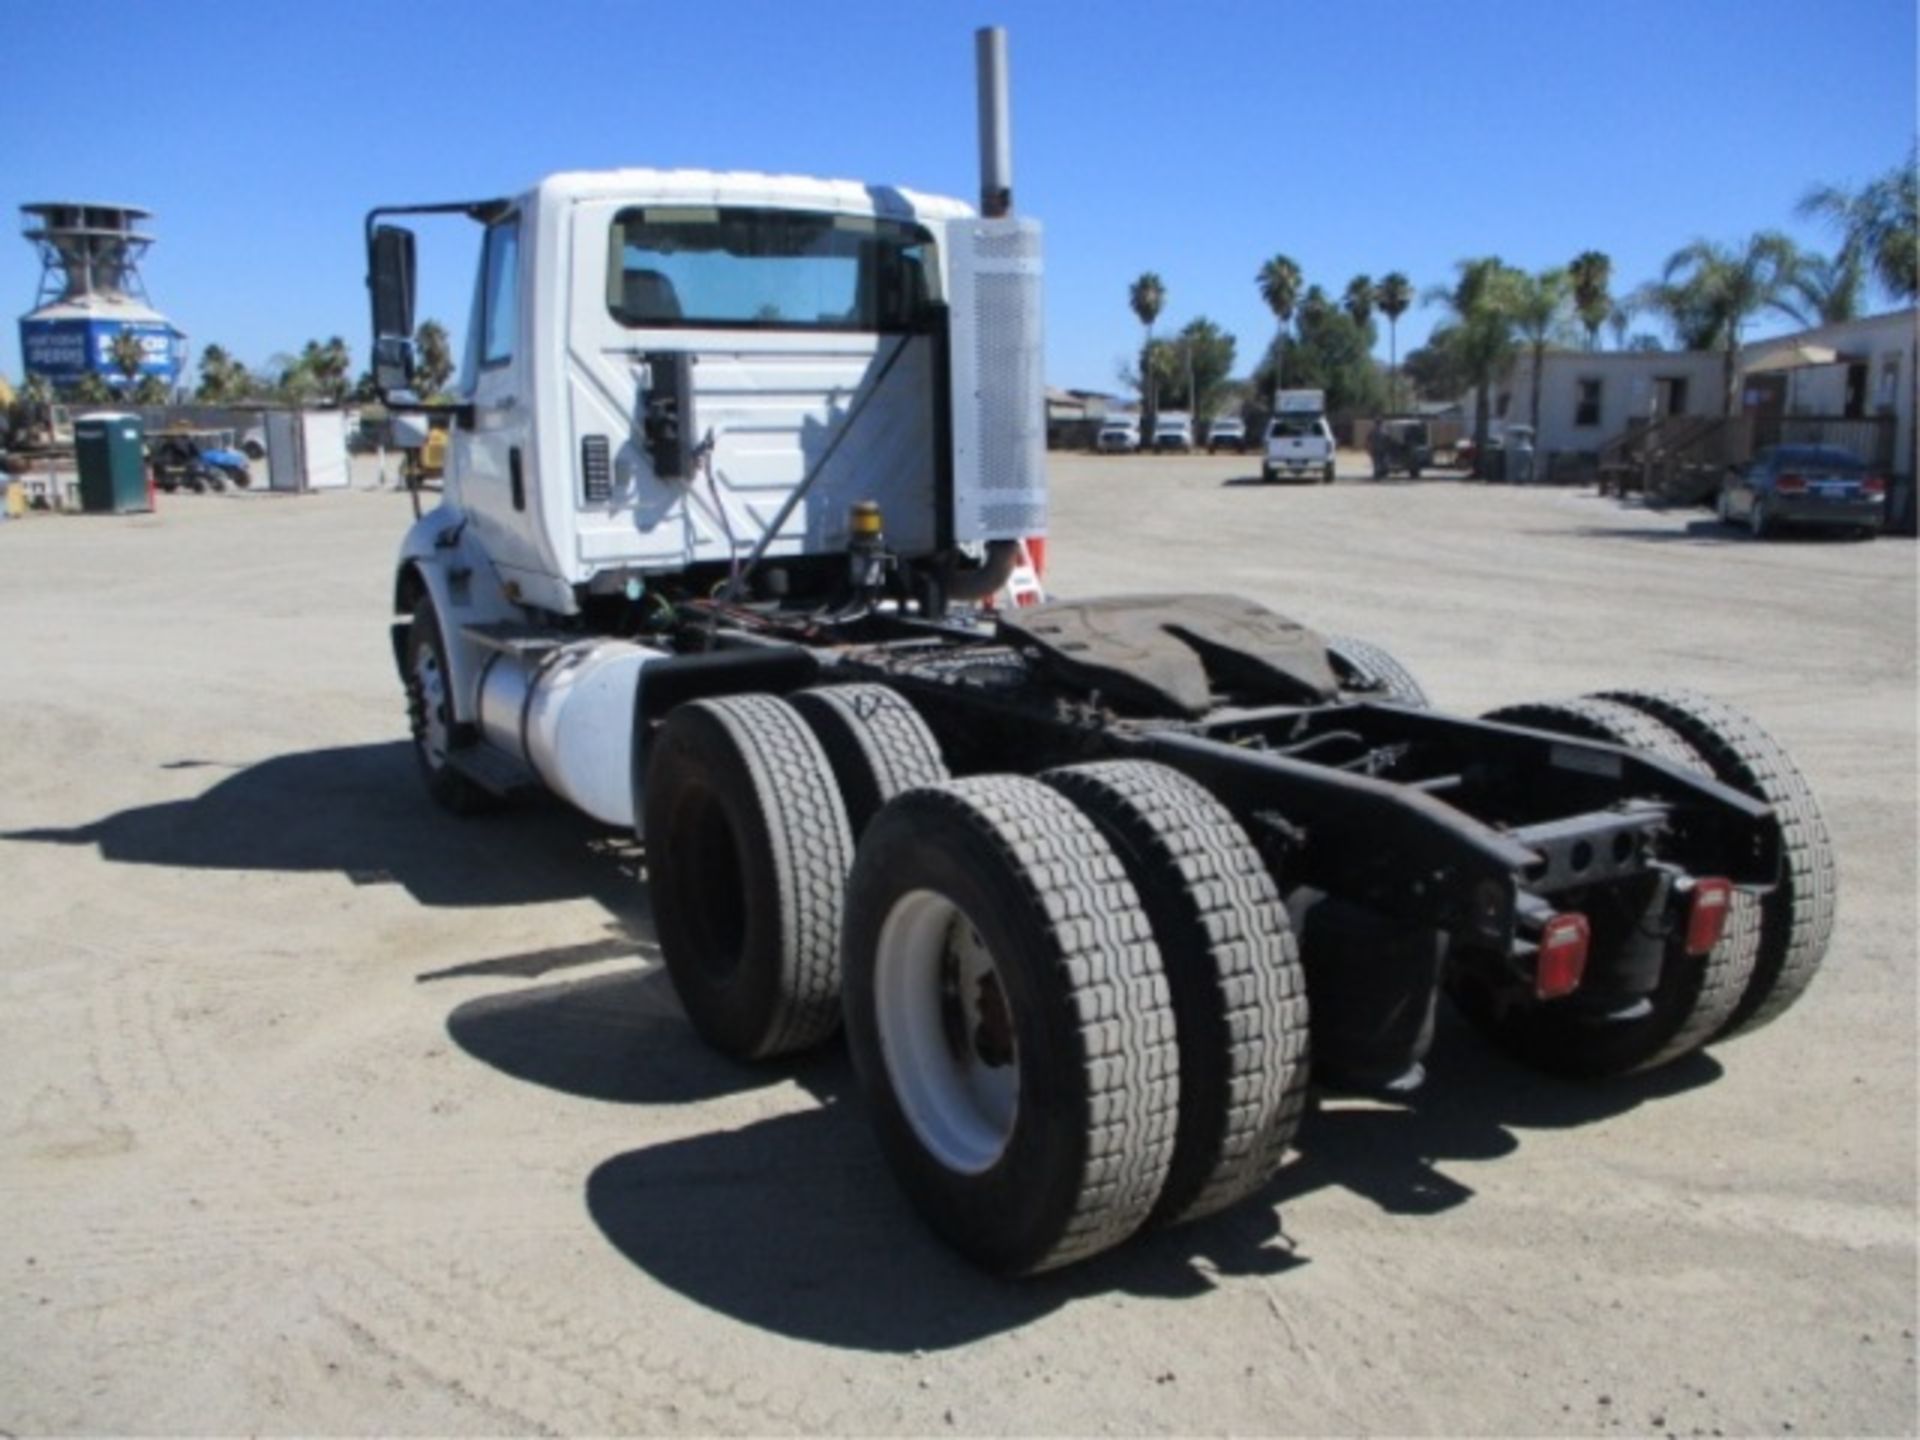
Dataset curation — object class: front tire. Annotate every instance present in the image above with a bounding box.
[404,594,495,815]
[842,777,1179,1273]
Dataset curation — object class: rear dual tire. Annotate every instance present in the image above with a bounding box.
[1456,698,1761,1076]
[1597,687,1837,1038]
[645,695,855,1059]
[1454,690,1834,1076]
[842,762,1310,1270]
[842,777,1181,1274]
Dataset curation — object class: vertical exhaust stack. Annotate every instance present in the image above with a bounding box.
[948,24,1047,557]
[975,26,1013,219]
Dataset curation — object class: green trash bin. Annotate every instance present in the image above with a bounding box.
[75,412,150,514]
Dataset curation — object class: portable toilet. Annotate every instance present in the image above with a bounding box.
[74,411,150,513]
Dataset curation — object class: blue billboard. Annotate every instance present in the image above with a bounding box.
[19,317,186,387]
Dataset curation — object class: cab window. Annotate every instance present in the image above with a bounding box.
[480,217,520,367]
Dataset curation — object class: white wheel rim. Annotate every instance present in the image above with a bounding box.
[874,889,1020,1174]
[412,648,451,768]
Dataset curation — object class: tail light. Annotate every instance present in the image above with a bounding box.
[1535,913,1591,999]
[1863,475,1887,497]
[1685,878,1733,956]
[1775,473,1807,494]
[1024,537,1048,577]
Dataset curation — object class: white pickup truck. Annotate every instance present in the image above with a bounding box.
[1262,389,1335,484]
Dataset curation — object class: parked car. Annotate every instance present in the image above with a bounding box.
[1718,444,1886,538]
[1153,411,1193,452]
[1094,418,1140,454]
[1262,412,1336,484]
[1369,418,1431,479]
[1206,416,1249,454]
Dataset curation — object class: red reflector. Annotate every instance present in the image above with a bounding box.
[1863,475,1887,497]
[1535,913,1591,999]
[1776,473,1807,493]
[1686,878,1733,956]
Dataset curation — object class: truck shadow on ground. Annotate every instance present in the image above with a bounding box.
[0,741,650,922]
[445,963,1721,1353]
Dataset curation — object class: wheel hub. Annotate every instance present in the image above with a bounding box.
[409,648,451,768]
[876,890,1020,1174]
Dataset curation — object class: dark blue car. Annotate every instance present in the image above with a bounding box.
[1718,444,1886,539]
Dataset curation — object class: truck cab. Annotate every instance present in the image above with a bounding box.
[369,170,1046,827]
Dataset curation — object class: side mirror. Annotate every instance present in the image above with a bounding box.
[368,225,417,398]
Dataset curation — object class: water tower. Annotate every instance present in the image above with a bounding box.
[18,201,186,392]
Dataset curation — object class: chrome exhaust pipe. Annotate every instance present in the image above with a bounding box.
[975,26,1013,218]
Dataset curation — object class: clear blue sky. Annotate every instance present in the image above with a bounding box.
[4,0,1913,393]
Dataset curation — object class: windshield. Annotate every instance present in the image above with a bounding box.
[607,206,939,332]
[1270,418,1321,438]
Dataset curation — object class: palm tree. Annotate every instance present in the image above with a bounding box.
[413,320,455,399]
[1129,272,1166,432]
[1255,254,1301,404]
[1568,251,1613,350]
[1342,274,1374,332]
[1605,297,1636,351]
[1509,269,1572,437]
[108,330,145,391]
[1661,232,1803,413]
[1298,284,1333,333]
[1424,257,1520,475]
[1374,272,1413,412]
[1779,252,1866,327]
[1798,148,1919,303]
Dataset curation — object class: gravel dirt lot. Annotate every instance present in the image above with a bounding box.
[2,452,1914,1435]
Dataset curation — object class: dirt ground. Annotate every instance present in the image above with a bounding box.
[2,453,1914,1436]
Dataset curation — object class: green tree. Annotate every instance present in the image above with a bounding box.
[108,330,146,390]
[1424,257,1521,474]
[413,319,455,401]
[195,343,252,402]
[1401,340,1470,402]
[1374,272,1413,412]
[69,373,115,405]
[1253,304,1383,419]
[1568,251,1613,350]
[312,336,352,404]
[1509,268,1572,436]
[1780,252,1865,327]
[1298,284,1333,332]
[1659,232,1803,413]
[1342,274,1374,333]
[1605,297,1636,350]
[1798,148,1919,303]
[270,351,319,405]
[1161,317,1237,424]
[1127,274,1166,435]
[131,374,171,406]
[1255,254,1302,406]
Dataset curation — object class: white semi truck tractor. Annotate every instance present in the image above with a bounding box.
[368,28,1834,1274]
